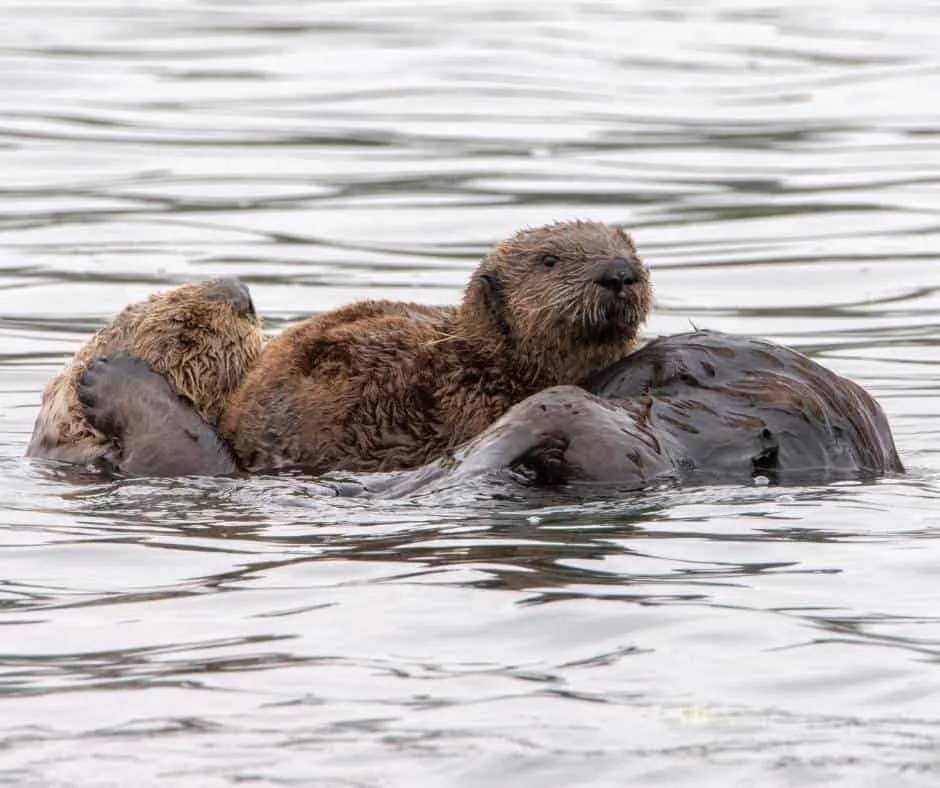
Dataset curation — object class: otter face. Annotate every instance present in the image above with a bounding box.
[468,220,652,382]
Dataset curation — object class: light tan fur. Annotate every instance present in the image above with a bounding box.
[27,278,264,464]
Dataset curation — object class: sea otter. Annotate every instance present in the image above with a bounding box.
[458,330,903,490]
[219,220,652,473]
[74,331,903,491]
[26,277,264,466]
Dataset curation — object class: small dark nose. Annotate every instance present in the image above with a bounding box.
[594,258,637,294]
[205,277,256,318]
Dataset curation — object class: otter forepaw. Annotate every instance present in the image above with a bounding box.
[78,353,166,439]
[516,431,571,486]
[78,356,123,438]
[77,352,238,477]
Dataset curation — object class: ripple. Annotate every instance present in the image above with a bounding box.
[1,0,940,786]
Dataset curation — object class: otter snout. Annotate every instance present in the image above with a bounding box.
[204,277,257,318]
[593,258,639,294]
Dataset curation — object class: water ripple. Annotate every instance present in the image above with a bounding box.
[1,1,939,786]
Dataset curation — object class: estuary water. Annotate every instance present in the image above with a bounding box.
[1,1,939,785]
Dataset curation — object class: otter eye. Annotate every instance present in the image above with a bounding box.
[541,254,559,268]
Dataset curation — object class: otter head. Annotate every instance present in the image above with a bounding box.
[457,220,652,385]
[109,277,265,424]
[27,277,265,462]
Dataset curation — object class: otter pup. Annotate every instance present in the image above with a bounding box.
[75,331,903,490]
[219,220,652,473]
[26,277,264,465]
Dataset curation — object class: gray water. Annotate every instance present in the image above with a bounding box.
[1,1,939,786]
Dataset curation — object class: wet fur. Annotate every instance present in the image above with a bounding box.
[580,330,904,483]
[393,331,903,494]
[75,331,902,489]
[220,221,652,473]
[26,278,264,465]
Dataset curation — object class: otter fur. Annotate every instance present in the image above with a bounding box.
[219,220,652,473]
[26,277,264,465]
[74,332,903,490]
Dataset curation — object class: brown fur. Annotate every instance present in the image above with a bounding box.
[220,220,653,473]
[27,278,265,464]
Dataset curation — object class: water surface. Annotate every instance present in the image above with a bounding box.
[1,1,939,786]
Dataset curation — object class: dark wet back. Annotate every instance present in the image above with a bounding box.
[587,331,904,482]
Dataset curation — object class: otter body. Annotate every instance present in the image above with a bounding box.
[76,331,902,491]
[580,330,904,484]
[391,331,903,494]
[26,277,264,465]
[220,221,652,473]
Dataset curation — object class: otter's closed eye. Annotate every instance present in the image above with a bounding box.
[541,254,559,268]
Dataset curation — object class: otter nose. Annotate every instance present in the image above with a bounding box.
[594,258,637,293]
[205,277,256,318]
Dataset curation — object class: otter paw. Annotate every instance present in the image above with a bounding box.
[78,353,159,438]
[517,431,571,486]
[78,357,119,437]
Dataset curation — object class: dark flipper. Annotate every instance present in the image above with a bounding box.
[78,353,238,477]
[382,386,681,497]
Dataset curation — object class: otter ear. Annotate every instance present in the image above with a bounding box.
[479,273,506,312]
[478,273,511,337]
[480,273,501,299]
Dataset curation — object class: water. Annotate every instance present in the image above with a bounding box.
[1,1,939,785]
